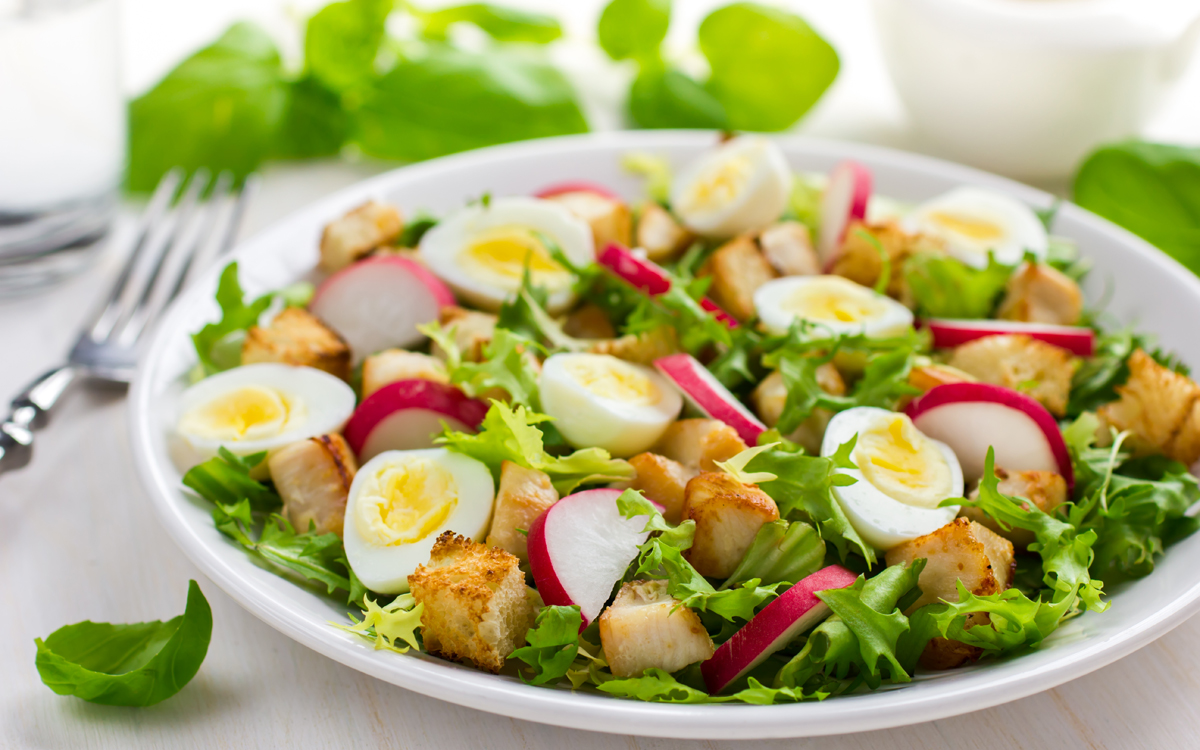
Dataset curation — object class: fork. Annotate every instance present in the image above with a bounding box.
[0,169,256,475]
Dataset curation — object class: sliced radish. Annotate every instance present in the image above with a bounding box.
[343,379,488,462]
[905,382,1073,489]
[925,318,1096,357]
[310,255,455,362]
[527,488,651,626]
[817,161,872,266]
[701,564,858,694]
[597,243,738,329]
[654,353,766,446]
[534,181,622,201]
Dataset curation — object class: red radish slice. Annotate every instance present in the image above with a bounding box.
[655,353,766,445]
[527,488,652,626]
[905,382,1073,489]
[343,379,488,462]
[598,243,738,329]
[702,564,858,694]
[817,161,872,265]
[925,318,1096,357]
[310,255,455,362]
[534,181,622,201]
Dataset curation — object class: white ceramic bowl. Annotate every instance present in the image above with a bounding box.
[130,131,1200,739]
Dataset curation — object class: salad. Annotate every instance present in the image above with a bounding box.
[173,136,1200,704]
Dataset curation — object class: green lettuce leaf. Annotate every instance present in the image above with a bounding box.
[334,594,424,653]
[597,0,670,62]
[1067,329,1190,417]
[421,3,563,43]
[597,668,717,703]
[422,324,544,411]
[720,519,825,590]
[304,0,390,92]
[182,447,281,512]
[190,262,275,376]
[510,605,583,685]
[904,252,1014,319]
[623,274,734,355]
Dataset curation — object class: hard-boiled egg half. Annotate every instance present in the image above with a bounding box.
[754,275,914,339]
[418,196,594,313]
[670,136,793,237]
[540,353,682,457]
[905,187,1048,268]
[821,407,963,550]
[343,448,495,593]
[175,363,356,461]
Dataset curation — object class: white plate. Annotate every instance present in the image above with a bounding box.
[129,131,1200,739]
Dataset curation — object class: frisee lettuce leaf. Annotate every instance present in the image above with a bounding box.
[904,251,1013,319]
[720,519,825,590]
[334,594,423,653]
[421,324,545,412]
[191,262,275,376]
[1067,329,1190,417]
[182,447,280,512]
[510,605,583,685]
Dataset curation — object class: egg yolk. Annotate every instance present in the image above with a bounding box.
[679,154,753,214]
[462,226,569,286]
[855,414,952,509]
[355,457,458,547]
[178,385,302,442]
[784,278,888,324]
[564,357,660,405]
[927,211,1005,242]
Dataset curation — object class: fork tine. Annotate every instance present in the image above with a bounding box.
[218,173,258,258]
[181,171,238,289]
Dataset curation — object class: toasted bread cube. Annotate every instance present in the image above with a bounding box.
[908,363,975,393]
[563,303,617,340]
[830,221,924,301]
[949,334,1076,416]
[408,532,534,674]
[682,472,780,578]
[997,262,1083,326]
[626,452,695,524]
[636,202,692,262]
[545,191,632,250]
[242,307,351,381]
[759,221,819,277]
[587,327,679,366]
[435,306,497,362]
[268,434,357,537]
[361,349,448,399]
[751,367,845,453]
[960,468,1067,549]
[485,461,558,562]
[700,236,777,322]
[319,200,404,273]
[652,419,748,472]
[599,579,715,678]
[920,613,992,671]
[1099,349,1200,465]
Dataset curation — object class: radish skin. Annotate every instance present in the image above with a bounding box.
[817,161,872,265]
[926,318,1095,357]
[598,243,738,329]
[343,379,488,461]
[655,353,766,446]
[534,181,623,201]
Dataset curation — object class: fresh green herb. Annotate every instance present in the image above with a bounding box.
[720,519,826,590]
[399,213,439,247]
[273,75,349,159]
[1067,328,1189,417]
[35,581,212,707]
[904,252,1014,319]
[510,605,583,685]
[629,64,730,130]
[621,152,673,205]
[597,668,717,703]
[597,0,670,62]
[304,0,390,92]
[190,262,275,377]
[422,324,544,411]
[419,3,563,43]
[334,595,424,652]
[182,447,280,512]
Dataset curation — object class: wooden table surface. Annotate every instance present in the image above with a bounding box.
[4,1,1199,748]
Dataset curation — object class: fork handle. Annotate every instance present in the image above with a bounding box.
[0,365,80,474]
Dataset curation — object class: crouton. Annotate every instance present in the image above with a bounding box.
[636,202,692,262]
[362,349,448,398]
[435,306,497,362]
[625,452,695,524]
[563,303,616,340]
[885,518,1014,670]
[830,221,925,301]
[545,191,632,250]
[700,235,777,322]
[319,200,404,273]
[408,532,534,674]
[758,221,819,277]
[485,461,558,562]
[1099,349,1200,465]
[908,362,975,393]
[682,472,780,578]
[268,434,357,537]
[241,307,351,381]
[997,262,1084,326]
[599,580,715,678]
[960,468,1067,549]
[587,327,680,366]
[751,367,845,453]
[949,334,1077,416]
[652,419,748,472]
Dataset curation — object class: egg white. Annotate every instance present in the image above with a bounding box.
[905,186,1048,268]
[175,363,356,461]
[539,353,682,458]
[669,136,793,237]
[343,448,495,594]
[753,275,914,338]
[821,407,963,551]
[418,196,594,313]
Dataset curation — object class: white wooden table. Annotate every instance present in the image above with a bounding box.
[3,1,1199,747]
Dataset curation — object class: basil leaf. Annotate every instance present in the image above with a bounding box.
[273,76,349,159]
[304,0,390,92]
[423,3,563,43]
[128,23,288,192]
[35,581,212,706]
[598,0,671,62]
[510,605,583,685]
[629,66,730,130]
[190,262,275,376]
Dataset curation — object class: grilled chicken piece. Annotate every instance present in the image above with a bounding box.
[587,327,680,366]
[319,200,404,273]
[758,221,820,277]
[485,461,559,562]
[268,434,358,537]
[997,262,1084,326]
[960,468,1067,549]
[599,579,715,678]
[361,349,448,398]
[682,472,780,578]
[242,307,352,381]
[545,190,632,250]
[625,452,695,524]
[830,220,927,302]
[1099,349,1200,465]
[700,235,778,322]
[636,202,693,262]
[751,366,845,453]
[408,532,535,674]
[435,306,497,362]
[562,303,617,340]
[652,419,748,472]
[949,334,1077,416]
[907,362,975,393]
